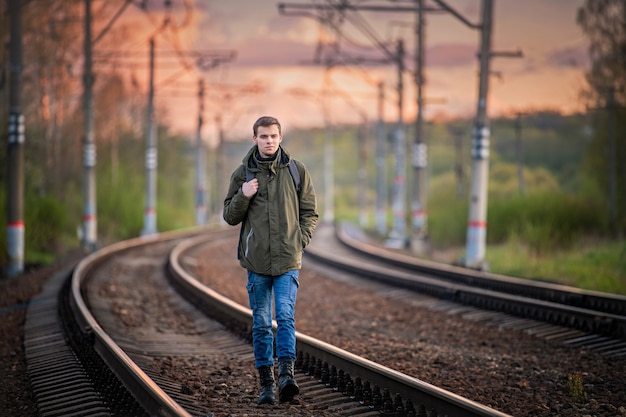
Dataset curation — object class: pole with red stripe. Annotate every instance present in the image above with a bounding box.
[6,1,25,276]
[465,0,493,269]
[82,0,98,251]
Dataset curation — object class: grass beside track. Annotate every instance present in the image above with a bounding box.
[435,238,626,296]
[487,238,626,295]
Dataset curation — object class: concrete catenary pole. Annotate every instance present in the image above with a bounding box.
[386,39,407,248]
[6,0,25,277]
[411,0,428,253]
[142,37,158,236]
[82,0,97,251]
[375,81,387,235]
[195,78,207,226]
[464,0,493,269]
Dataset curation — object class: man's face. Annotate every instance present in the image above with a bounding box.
[253,124,282,158]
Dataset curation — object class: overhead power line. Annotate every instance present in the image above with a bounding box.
[93,0,134,45]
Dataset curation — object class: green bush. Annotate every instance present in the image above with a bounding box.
[488,162,559,198]
[24,194,70,262]
[488,192,605,254]
[423,165,606,256]
[97,172,145,240]
[427,172,468,248]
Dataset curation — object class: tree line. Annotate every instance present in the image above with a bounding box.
[0,0,624,268]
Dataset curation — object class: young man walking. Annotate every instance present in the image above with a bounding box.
[223,116,319,405]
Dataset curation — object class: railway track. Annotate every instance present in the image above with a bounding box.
[25,227,512,417]
[305,222,626,355]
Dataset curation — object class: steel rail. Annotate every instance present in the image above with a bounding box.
[69,227,216,417]
[305,222,626,339]
[169,234,513,417]
[336,222,626,316]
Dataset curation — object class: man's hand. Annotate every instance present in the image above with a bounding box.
[242,178,259,198]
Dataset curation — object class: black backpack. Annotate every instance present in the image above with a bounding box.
[245,159,301,194]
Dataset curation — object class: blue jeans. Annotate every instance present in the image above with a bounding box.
[246,270,299,368]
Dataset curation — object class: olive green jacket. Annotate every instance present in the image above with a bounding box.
[223,146,319,276]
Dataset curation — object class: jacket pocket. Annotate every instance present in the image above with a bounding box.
[290,271,300,288]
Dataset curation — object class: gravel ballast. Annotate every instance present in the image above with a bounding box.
[1,236,625,417]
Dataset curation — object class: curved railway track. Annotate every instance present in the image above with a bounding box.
[25,227,512,417]
[305,222,626,352]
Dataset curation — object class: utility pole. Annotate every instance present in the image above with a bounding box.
[411,0,428,253]
[141,37,158,236]
[464,0,493,269]
[386,39,407,248]
[463,0,522,268]
[375,81,387,235]
[82,0,97,251]
[6,0,24,277]
[430,0,521,268]
[195,78,207,226]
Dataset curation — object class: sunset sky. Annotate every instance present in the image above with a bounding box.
[112,0,590,143]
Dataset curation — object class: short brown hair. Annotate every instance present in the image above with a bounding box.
[253,116,282,136]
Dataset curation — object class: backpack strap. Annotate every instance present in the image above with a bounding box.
[287,160,301,194]
[244,160,301,194]
[245,167,255,183]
